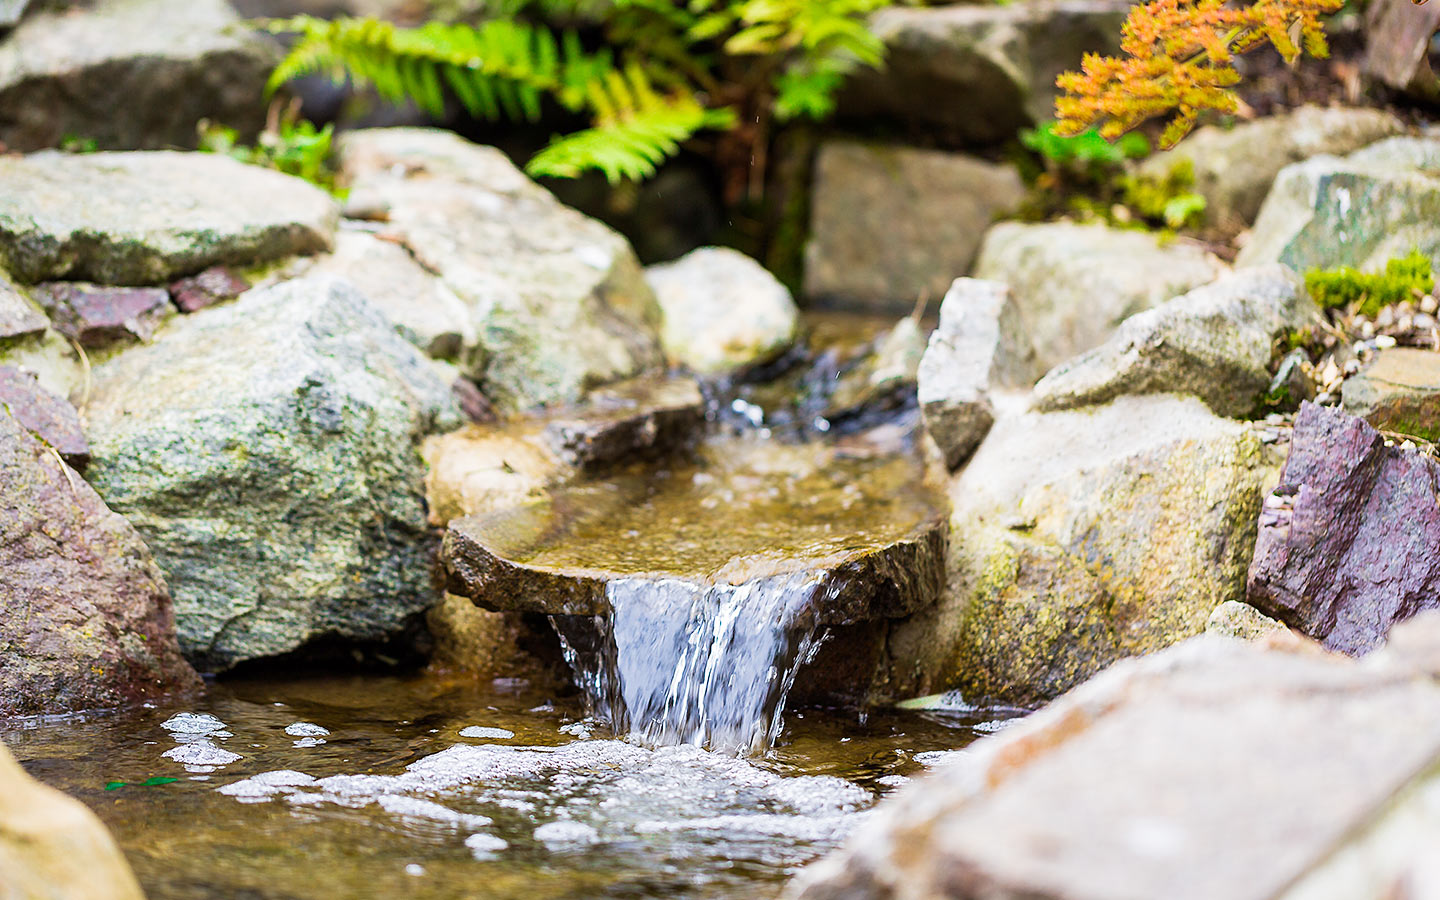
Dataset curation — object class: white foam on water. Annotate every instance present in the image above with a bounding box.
[459,726,515,740]
[284,722,330,737]
[161,713,227,734]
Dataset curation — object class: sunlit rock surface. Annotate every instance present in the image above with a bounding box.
[0,408,199,716]
[1340,347,1440,442]
[888,394,1280,706]
[1238,136,1440,274]
[974,222,1225,371]
[1136,105,1405,232]
[337,128,664,410]
[0,0,272,152]
[1032,264,1317,417]
[789,620,1440,900]
[83,275,460,671]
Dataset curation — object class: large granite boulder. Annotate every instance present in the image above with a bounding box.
[0,408,199,716]
[789,617,1440,900]
[644,247,798,375]
[805,141,1025,312]
[337,128,664,410]
[885,394,1279,705]
[1340,348,1440,442]
[838,0,1131,146]
[1248,402,1440,656]
[1135,106,1405,232]
[0,742,146,900]
[0,0,272,152]
[1032,264,1318,417]
[1237,136,1440,274]
[83,275,460,671]
[973,222,1225,371]
[917,278,1037,469]
[0,151,339,285]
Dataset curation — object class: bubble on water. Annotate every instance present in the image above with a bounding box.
[376,794,493,829]
[558,721,593,738]
[284,722,330,737]
[163,742,241,768]
[161,713,227,734]
[404,864,426,876]
[464,833,508,857]
[876,774,909,788]
[459,725,515,740]
[292,737,326,748]
[534,820,599,848]
[914,749,968,768]
[219,770,315,802]
[973,718,1019,734]
[763,775,869,816]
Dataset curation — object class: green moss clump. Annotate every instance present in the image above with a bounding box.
[1305,250,1434,318]
[1118,159,1207,230]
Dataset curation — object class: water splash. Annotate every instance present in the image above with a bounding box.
[551,572,832,755]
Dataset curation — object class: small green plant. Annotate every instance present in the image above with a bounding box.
[263,0,892,188]
[1305,250,1434,318]
[1020,121,1150,169]
[199,103,339,192]
[1118,158,1206,229]
[59,134,100,153]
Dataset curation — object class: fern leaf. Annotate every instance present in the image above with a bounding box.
[527,96,735,182]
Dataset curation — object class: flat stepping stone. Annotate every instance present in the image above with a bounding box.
[0,151,338,285]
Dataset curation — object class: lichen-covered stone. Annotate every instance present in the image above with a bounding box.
[1340,347,1440,442]
[644,247,798,375]
[805,141,1025,311]
[0,0,272,152]
[1205,600,1290,642]
[788,621,1440,900]
[0,409,199,716]
[0,151,338,285]
[1248,402,1440,656]
[0,268,46,339]
[83,275,460,671]
[974,221,1225,371]
[918,278,1037,470]
[0,364,87,464]
[337,128,663,410]
[1032,264,1317,417]
[0,742,146,900]
[1136,106,1405,232]
[1237,137,1440,274]
[886,394,1280,705]
[838,0,1131,145]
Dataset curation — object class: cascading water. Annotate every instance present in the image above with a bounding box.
[550,573,835,755]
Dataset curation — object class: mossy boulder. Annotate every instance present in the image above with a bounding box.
[83,275,460,671]
[885,394,1281,706]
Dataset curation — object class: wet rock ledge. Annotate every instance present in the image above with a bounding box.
[442,438,947,629]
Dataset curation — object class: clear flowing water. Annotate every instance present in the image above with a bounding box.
[4,674,1017,900]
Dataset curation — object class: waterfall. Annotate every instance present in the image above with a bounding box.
[550,572,833,755]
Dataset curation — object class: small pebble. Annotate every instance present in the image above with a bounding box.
[1374,335,1397,349]
[1422,294,1439,315]
[1360,320,1376,338]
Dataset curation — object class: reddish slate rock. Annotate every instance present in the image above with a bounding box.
[0,366,88,466]
[32,282,171,347]
[168,266,249,313]
[0,409,200,716]
[1247,402,1440,655]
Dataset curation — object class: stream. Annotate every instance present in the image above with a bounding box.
[5,675,1016,899]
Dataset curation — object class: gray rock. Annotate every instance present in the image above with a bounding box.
[0,0,272,152]
[307,228,473,360]
[0,324,84,403]
[974,221,1225,371]
[0,268,45,338]
[884,394,1279,705]
[805,141,1025,312]
[337,128,664,410]
[31,282,172,348]
[918,278,1037,469]
[83,274,461,670]
[1136,106,1406,232]
[1205,600,1289,642]
[0,408,199,716]
[0,151,339,285]
[1363,0,1440,100]
[1248,402,1440,656]
[0,743,147,900]
[644,247,798,375]
[542,375,704,471]
[1032,265,1318,417]
[823,316,928,422]
[0,364,87,464]
[839,0,1131,146]
[1237,136,1440,274]
[1340,347,1440,442]
[788,621,1440,900]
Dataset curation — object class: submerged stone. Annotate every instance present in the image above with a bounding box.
[1248,402,1440,655]
[0,150,338,285]
[442,438,946,752]
[541,375,704,470]
[83,274,459,670]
